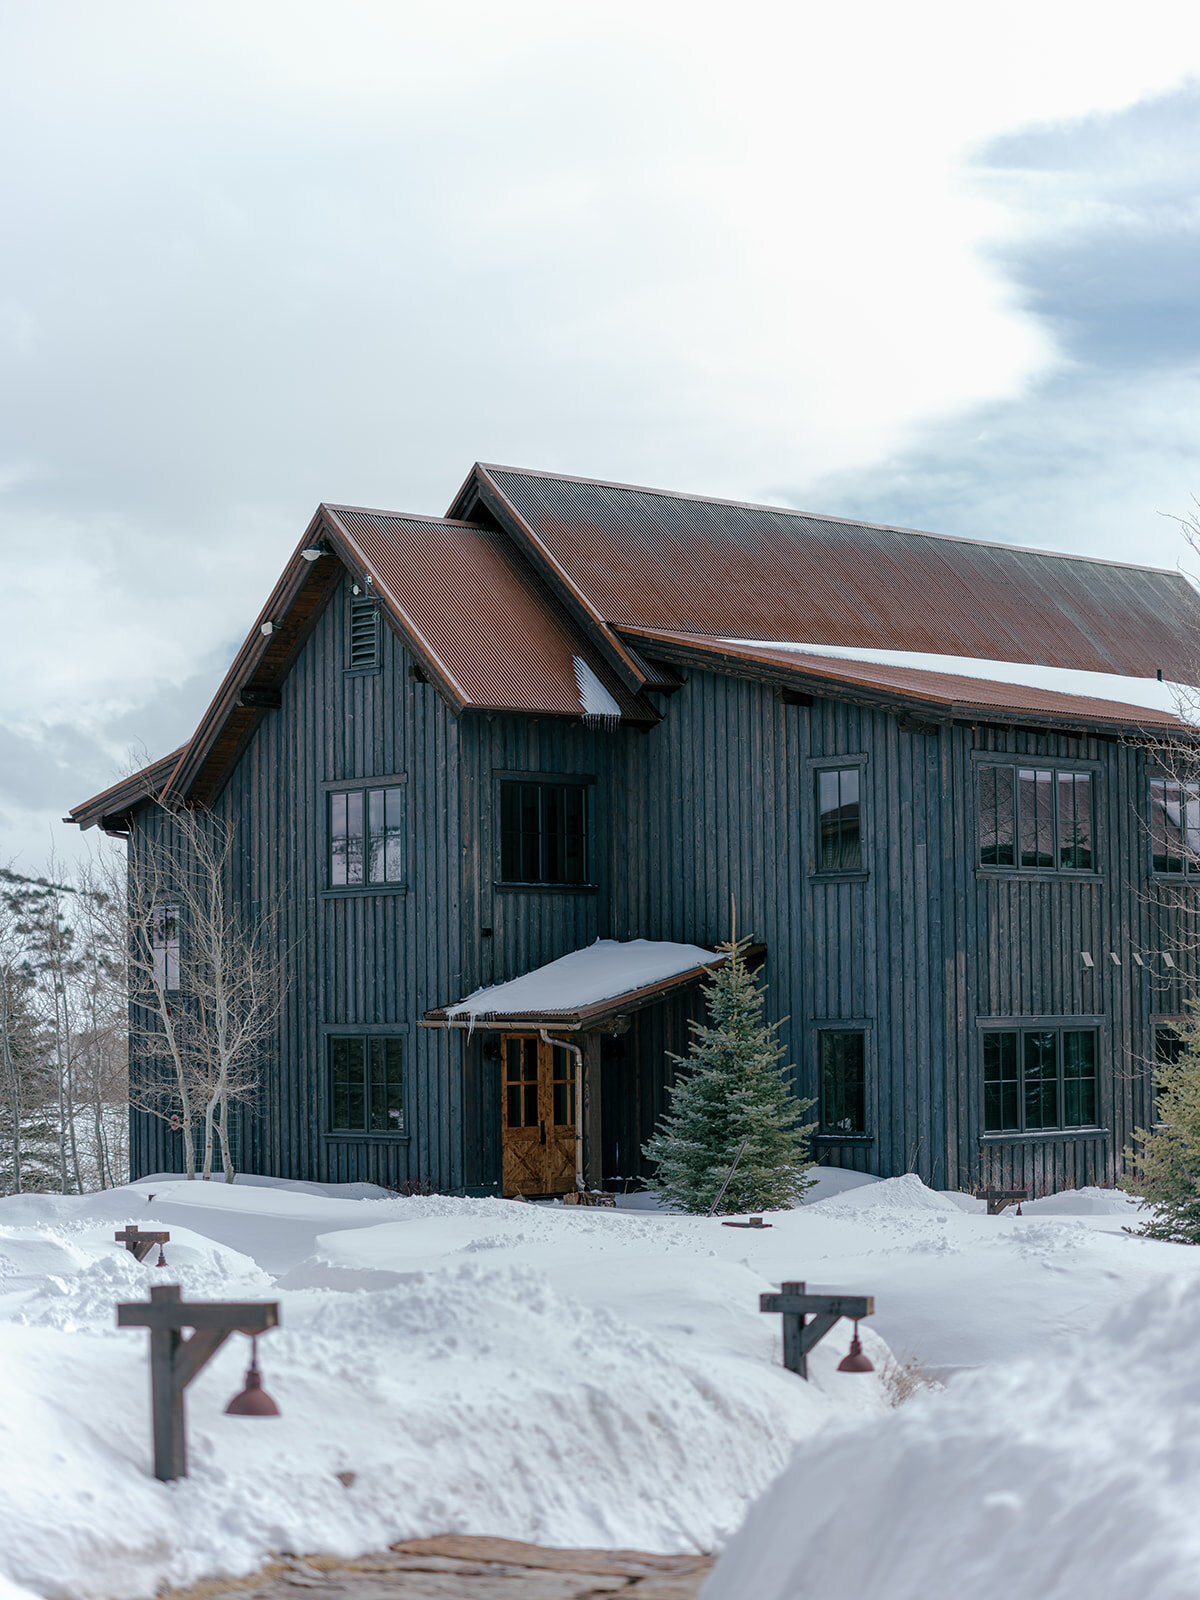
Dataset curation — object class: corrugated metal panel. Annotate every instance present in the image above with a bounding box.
[618,627,1185,730]
[327,506,654,722]
[471,464,1200,679]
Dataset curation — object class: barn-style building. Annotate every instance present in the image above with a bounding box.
[71,463,1200,1197]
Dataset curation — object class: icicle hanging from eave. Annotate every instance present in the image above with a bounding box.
[573,657,622,729]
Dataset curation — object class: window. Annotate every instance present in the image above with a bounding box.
[348,591,380,670]
[328,786,405,887]
[499,780,587,885]
[978,764,1093,870]
[1153,1025,1188,1122]
[1150,778,1200,874]
[820,1030,867,1135]
[982,1026,1098,1132]
[151,905,180,992]
[328,1036,404,1133]
[816,767,862,873]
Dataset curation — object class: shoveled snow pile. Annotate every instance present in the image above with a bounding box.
[703,1274,1200,1600]
[444,938,717,1018]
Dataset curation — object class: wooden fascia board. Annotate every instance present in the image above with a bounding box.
[465,465,649,695]
[619,629,1184,739]
[67,750,185,831]
[319,506,471,716]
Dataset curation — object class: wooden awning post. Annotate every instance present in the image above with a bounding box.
[117,1284,280,1480]
[759,1281,874,1379]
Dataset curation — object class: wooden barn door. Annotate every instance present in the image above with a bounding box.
[501,1034,578,1196]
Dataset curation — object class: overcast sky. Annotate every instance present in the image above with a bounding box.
[3,0,1200,873]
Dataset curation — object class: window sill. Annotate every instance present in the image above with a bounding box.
[322,1132,411,1143]
[813,1132,874,1144]
[975,870,1102,884]
[810,871,869,884]
[979,1127,1109,1145]
[494,881,598,895]
[322,885,409,898]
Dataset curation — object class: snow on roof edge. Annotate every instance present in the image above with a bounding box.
[443,938,719,1021]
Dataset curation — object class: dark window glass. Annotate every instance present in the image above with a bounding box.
[499,781,588,885]
[329,1035,403,1132]
[328,787,404,886]
[348,593,380,670]
[820,1031,866,1134]
[817,767,862,873]
[552,1045,576,1127]
[979,766,1092,872]
[505,1036,539,1127]
[983,1031,1019,1131]
[982,1027,1098,1133]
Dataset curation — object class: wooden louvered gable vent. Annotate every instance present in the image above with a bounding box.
[348,589,380,670]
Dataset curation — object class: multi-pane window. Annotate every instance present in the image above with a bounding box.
[348,592,380,670]
[1149,778,1200,874]
[978,764,1093,870]
[816,767,862,873]
[820,1030,867,1135]
[499,780,587,885]
[982,1026,1098,1132]
[328,786,405,887]
[151,905,180,992]
[328,1036,404,1133]
[1153,1025,1188,1123]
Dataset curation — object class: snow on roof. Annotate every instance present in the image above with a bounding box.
[443,938,718,1020]
[725,640,1199,722]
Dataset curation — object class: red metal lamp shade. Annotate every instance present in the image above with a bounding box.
[837,1320,875,1374]
[225,1336,281,1416]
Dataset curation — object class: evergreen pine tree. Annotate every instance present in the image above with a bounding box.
[643,934,815,1213]
[1123,1011,1200,1242]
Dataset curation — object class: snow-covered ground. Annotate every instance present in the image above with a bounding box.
[1,1170,1197,1600]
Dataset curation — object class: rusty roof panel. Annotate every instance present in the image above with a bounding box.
[477,465,1200,680]
[325,507,655,723]
[627,628,1184,730]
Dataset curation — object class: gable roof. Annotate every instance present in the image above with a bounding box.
[451,463,1200,682]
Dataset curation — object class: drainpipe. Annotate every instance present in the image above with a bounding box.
[539,1029,585,1192]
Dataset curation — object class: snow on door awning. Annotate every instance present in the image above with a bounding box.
[423,938,756,1030]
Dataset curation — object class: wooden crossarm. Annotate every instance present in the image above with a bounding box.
[759,1292,874,1319]
[118,1301,279,1332]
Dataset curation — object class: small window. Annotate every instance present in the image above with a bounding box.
[505,1037,539,1127]
[552,1044,576,1128]
[816,767,862,873]
[151,905,180,992]
[328,1035,404,1133]
[1150,778,1200,875]
[982,1026,1097,1133]
[348,591,380,671]
[328,786,405,887]
[499,780,587,885]
[979,764,1093,871]
[820,1030,866,1135]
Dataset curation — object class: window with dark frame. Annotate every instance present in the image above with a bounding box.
[499,780,587,885]
[820,1030,867,1135]
[348,591,380,671]
[816,767,862,873]
[978,764,1093,870]
[151,905,180,992]
[328,786,405,887]
[1149,778,1200,874]
[982,1026,1098,1133]
[328,1035,404,1134]
[1153,1024,1188,1123]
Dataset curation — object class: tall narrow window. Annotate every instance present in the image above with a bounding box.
[978,764,1093,872]
[151,906,180,992]
[981,1026,1098,1133]
[499,780,588,885]
[816,767,862,873]
[1150,778,1200,874]
[820,1030,867,1135]
[328,786,405,887]
[328,1035,404,1133]
[348,592,380,670]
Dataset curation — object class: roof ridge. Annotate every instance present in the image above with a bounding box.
[323,501,483,530]
[476,463,1186,580]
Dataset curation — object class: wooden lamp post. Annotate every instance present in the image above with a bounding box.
[117,1284,281,1480]
[759,1281,875,1378]
[115,1225,171,1265]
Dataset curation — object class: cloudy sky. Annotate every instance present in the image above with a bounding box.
[3,0,1200,871]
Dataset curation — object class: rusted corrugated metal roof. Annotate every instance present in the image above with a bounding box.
[325,506,654,722]
[65,747,186,832]
[460,464,1200,680]
[624,628,1186,732]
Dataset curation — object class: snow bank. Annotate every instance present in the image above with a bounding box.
[444,938,717,1018]
[703,1275,1200,1600]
